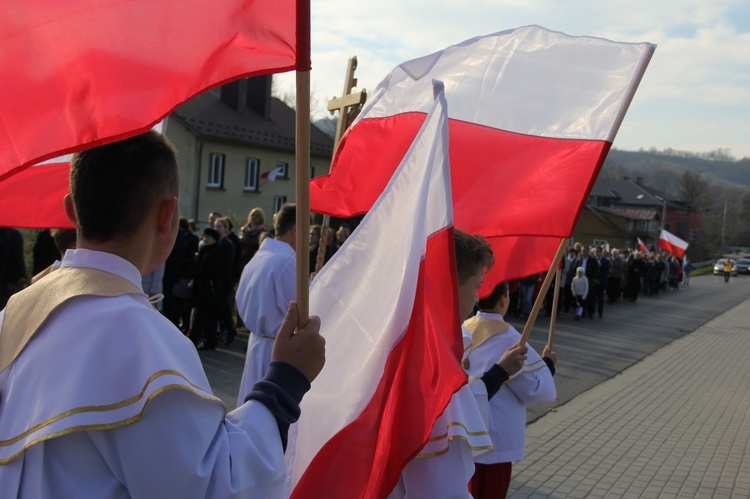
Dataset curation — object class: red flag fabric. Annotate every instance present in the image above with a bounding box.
[0,0,310,182]
[309,25,655,296]
[658,229,688,258]
[0,161,73,229]
[290,87,467,497]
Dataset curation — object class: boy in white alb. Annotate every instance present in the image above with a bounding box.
[464,281,557,498]
[390,232,528,498]
[0,132,326,498]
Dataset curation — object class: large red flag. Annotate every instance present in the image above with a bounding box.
[290,86,469,497]
[0,0,310,182]
[310,25,655,296]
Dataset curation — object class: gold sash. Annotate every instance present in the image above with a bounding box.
[0,266,142,373]
[462,315,511,370]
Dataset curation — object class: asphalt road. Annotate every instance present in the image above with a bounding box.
[200,273,750,416]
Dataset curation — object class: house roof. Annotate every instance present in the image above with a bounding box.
[591,178,666,207]
[171,89,334,159]
[596,206,659,220]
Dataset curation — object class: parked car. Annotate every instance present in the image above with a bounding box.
[735,258,750,275]
[713,258,738,276]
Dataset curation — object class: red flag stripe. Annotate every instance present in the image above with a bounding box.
[311,114,610,296]
[0,163,73,229]
[1,0,306,182]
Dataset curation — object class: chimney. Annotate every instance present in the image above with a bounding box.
[219,75,272,119]
[220,79,246,111]
[245,75,272,120]
[635,176,643,185]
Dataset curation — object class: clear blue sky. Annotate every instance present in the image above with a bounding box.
[275,0,750,159]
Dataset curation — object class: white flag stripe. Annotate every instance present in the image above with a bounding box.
[355,25,654,142]
[292,86,452,486]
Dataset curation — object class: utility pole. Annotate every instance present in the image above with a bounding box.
[721,198,727,257]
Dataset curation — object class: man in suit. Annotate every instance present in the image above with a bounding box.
[594,247,610,318]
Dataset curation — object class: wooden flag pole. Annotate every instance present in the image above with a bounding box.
[547,267,562,349]
[296,70,311,326]
[517,238,568,347]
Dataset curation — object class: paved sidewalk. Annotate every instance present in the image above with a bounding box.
[509,297,750,498]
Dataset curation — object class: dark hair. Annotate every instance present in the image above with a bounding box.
[454,230,494,284]
[476,282,508,311]
[274,203,296,236]
[69,131,178,242]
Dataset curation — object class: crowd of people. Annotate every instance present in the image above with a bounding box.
[153,208,352,353]
[505,242,694,323]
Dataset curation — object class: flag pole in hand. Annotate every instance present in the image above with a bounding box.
[517,238,568,347]
[548,266,562,350]
[296,69,311,327]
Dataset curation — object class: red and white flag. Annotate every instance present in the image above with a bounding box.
[310,25,655,297]
[290,86,466,498]
[0,0,310,182]
[261,165,286,181]
[658,229,688,258]
[637,237,651,255]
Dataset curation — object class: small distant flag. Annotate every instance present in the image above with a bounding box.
[658,229,688,258]
[637,237,650,254]
[261,165,286,181]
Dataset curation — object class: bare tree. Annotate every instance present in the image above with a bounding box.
[678,171,711,206]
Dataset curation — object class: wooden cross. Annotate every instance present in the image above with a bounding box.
[327,56,367,152]
[315,56,367,274]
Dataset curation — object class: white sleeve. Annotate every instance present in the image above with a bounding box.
[397,439,473,498]
[507,345,557,404]
[89,389,286,498]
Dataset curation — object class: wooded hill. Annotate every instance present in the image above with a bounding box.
[600,148,750,196]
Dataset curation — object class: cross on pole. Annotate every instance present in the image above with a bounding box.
[327,56,367,152]
[315,56,367,274]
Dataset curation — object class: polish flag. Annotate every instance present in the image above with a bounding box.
[261,165,286,181]
[0,0,310,182]
[658,229,688,258]
[290,86,466,497]
[310,25,655,297]
[637,237,651,255]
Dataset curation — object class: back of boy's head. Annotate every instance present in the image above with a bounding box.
[274,203,296,236]
[454,230,494,284]
[69,130,178,243]
[476,281,508,311]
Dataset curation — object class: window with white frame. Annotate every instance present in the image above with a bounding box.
[276,161,289,179]
[245,158,260,191]
[273,195,288,214]
[207,153,225,188]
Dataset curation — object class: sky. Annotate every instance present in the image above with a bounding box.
[274,0,750,159]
